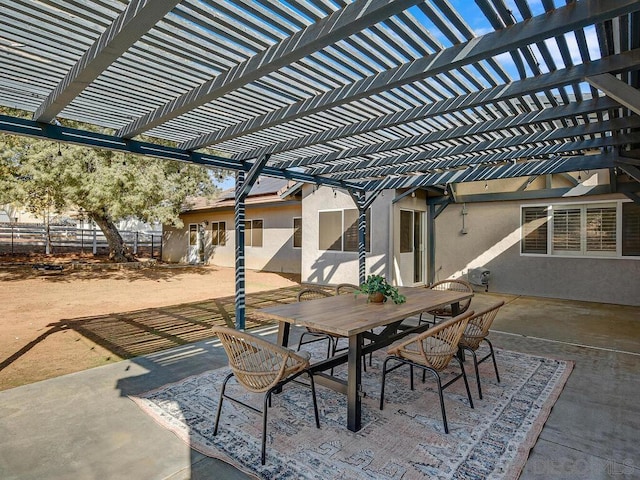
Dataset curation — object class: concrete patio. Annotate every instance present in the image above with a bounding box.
[0,290,638,480]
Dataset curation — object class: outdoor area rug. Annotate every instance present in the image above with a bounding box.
[132,345,573,480]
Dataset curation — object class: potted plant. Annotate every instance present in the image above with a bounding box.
[356,274,406,304]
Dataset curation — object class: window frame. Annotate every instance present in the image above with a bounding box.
[211,221,226,246]
[317,208,371,253]
[244,218,263,248]
[520,200,639,259]
[292,217,302,249]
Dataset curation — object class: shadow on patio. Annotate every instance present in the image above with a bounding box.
[0,285,333,373]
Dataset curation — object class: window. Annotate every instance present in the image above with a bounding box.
[552,208,581,254]
[293,217,302,248]
[521,202,638,258]
[318,209,371,252]
[521,206,548,254]
[244,219,263,247]
[211,221,226,246]
[622,202,640,256]
[400,210,413,253]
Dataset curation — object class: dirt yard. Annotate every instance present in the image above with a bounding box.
[0,259,300,391]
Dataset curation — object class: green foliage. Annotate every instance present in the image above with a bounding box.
[0,106,228,260]
[0,106,221,229]
[356,274,406,304]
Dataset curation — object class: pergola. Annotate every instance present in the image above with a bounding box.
[1,0,639,328]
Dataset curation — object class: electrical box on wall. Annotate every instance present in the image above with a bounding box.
[468,267,490,292]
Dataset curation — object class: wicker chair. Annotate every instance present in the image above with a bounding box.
[335,283,359,295]
[419,278,474,325]
[380,311,475,434]
[459,301,504,399]
[212,326,320,465]
[296,288,338,358]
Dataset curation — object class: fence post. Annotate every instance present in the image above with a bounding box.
[80,228,84,253]
[92,227,97,254]
[158,234,162,260]
[151,235,154,259]
[134,232,138,255]
[11,224,14,254]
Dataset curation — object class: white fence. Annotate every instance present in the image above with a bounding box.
[0,223,162,258]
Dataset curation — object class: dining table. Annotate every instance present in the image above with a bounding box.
[255,286,474,432]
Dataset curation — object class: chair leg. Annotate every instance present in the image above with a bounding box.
[308,372,320,428]
[466,347,483,400]
[485,339,500,383]
[261,392,269,465]
[213,372,234,436]
[424,368,449,434]
[379,357,392,410]
[452,355,474,409]
[297,332,332,360]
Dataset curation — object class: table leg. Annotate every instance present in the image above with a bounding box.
[273,322,291,395]
[451,301,465,361]
[347,333,362,432]
[277,321,290,348]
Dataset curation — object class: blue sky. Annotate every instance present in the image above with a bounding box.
[213,0,599,190]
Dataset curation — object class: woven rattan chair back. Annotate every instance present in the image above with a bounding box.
[297,287,332,302]
[335,283,359,295]
[427,278,474,317]
[459,301,505,351]
[389,311,473,371]
[295,288,336,358]
[213,326,310,393]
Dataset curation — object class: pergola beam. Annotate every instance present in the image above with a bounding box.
[118,0,422,138]
[0,114,363,191]
[587,73,640,116]
[33,0,180,123]
[233,50,640,162]
[180,0,640,151]
[284,97,620,170]
[619,164,640,183]
[362,153,618,191]
[317,117,640,179]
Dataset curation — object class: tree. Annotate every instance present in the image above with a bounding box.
[1,109,222,262]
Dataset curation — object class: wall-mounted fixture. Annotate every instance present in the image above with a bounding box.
[461,203,468,234]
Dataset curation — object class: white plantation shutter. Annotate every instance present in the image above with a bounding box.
[553,208,581,253]
[522,207,548,254]
[586,207,616,252]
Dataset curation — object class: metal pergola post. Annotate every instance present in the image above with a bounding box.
[349,189,382,285]
[234,155,270,330]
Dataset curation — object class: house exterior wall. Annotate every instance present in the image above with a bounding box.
[163,203,302,274]
[301,185,392,286]
[433,192,639,306]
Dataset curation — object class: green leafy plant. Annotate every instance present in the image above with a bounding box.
[356,274,406,304]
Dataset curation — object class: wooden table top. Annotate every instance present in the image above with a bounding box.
[255,287,473,337]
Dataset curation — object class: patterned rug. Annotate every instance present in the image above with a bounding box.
[132,343,572,480]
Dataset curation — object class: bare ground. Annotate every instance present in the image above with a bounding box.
[0,259,300,391]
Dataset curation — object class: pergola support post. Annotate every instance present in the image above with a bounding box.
[349,189,382,284]
[234,171,246,330]
[234,155,270,330]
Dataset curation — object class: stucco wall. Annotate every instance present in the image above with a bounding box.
[163,203,302,274]
[301,186,392,286]
[433,193,639,306]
